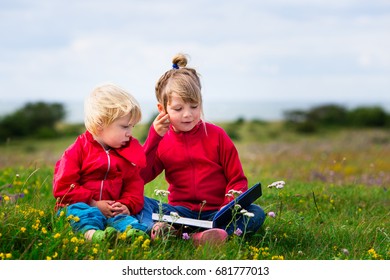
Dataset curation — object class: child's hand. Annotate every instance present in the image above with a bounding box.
[153,111,170,136]
[95,200,116,217]
[111,201,130,216]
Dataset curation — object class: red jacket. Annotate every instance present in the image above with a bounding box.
[53,131,146,214]
[141,121,248,211]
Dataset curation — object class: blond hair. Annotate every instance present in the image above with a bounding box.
[84,83,141,136]
[155,53,203,114]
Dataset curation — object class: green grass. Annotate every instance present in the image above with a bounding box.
[0,122,389,260]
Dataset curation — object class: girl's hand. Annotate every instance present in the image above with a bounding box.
[153,111,170,136]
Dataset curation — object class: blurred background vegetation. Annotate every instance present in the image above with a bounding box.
[0,101,389,144]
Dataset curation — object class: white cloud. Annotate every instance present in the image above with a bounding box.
[0,0,389,108]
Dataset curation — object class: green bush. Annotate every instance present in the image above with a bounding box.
[347,106,388,127]
[0,102,66,142]
[283,104,389,133]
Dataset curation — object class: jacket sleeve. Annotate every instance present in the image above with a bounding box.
[53,140,94,207]
[218,129,248,206]
[116,167,145,215]
[140,125,165,184]
[116,140,146,215]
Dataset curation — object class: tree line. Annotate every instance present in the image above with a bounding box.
[283,104,390,133]
[1,102,389,142]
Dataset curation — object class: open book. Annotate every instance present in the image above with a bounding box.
[152,182,262,229]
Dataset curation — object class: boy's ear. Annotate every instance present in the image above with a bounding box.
[157,103,164,113]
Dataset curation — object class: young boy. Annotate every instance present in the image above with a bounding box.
[53,83,148,242]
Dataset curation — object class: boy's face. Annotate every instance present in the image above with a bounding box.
[166,93,201,132]
[95,113,134,149]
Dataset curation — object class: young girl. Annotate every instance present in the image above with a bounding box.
[53,83,148,243]
[141,54,266,245]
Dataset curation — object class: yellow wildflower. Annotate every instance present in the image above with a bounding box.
[70,237,79,243]
[142,239,151,250]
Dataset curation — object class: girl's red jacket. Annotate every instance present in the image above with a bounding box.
[141,121,248,211]
[53,131,146,214]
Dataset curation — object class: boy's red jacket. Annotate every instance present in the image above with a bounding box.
[53,131,146,214]
[141,121,248,211]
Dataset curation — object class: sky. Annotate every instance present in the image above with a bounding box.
[0,0,390,121]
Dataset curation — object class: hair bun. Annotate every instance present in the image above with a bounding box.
[172,53,188,68]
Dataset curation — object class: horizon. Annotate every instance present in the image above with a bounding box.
[1,99,389,124]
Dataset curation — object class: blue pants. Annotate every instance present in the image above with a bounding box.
[141,197,266,235]
[60,202,148,234]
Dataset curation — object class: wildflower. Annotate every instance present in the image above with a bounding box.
[271,255,284,260]
[41,227,48,234]
[243,212,254,218]
[268,211,276,218]
[154,189,170,196]
[267,180,285,189]
[70,237,79,243]
[170,212,180,219]
[367,248,383,260]
[3,195,10,202]
[234,204,242,210]
[226,189,243,199]
[20,227,26,233]
[341,248,349,256]
[46,256,52,260]
[182,233,190,240]
[234,228,243,236]
[5,253,12,259]
[53,233,61,239]
[141,239,150,250]
[118,231,127,241]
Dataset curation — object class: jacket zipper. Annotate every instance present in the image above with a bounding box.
[100,149,111,200]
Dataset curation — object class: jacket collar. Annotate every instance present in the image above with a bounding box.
[170,120,204,136]
[84,131,146,168]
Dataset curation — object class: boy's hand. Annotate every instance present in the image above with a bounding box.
[153,111,170,136]
[94,200,116,218]
[111,201,130,216]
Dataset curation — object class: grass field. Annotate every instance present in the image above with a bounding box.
[0,122,389,260]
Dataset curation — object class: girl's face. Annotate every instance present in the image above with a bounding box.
[166,93,201,132]
[95,113,134,149]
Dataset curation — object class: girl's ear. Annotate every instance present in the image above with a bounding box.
[157,103,164,113]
